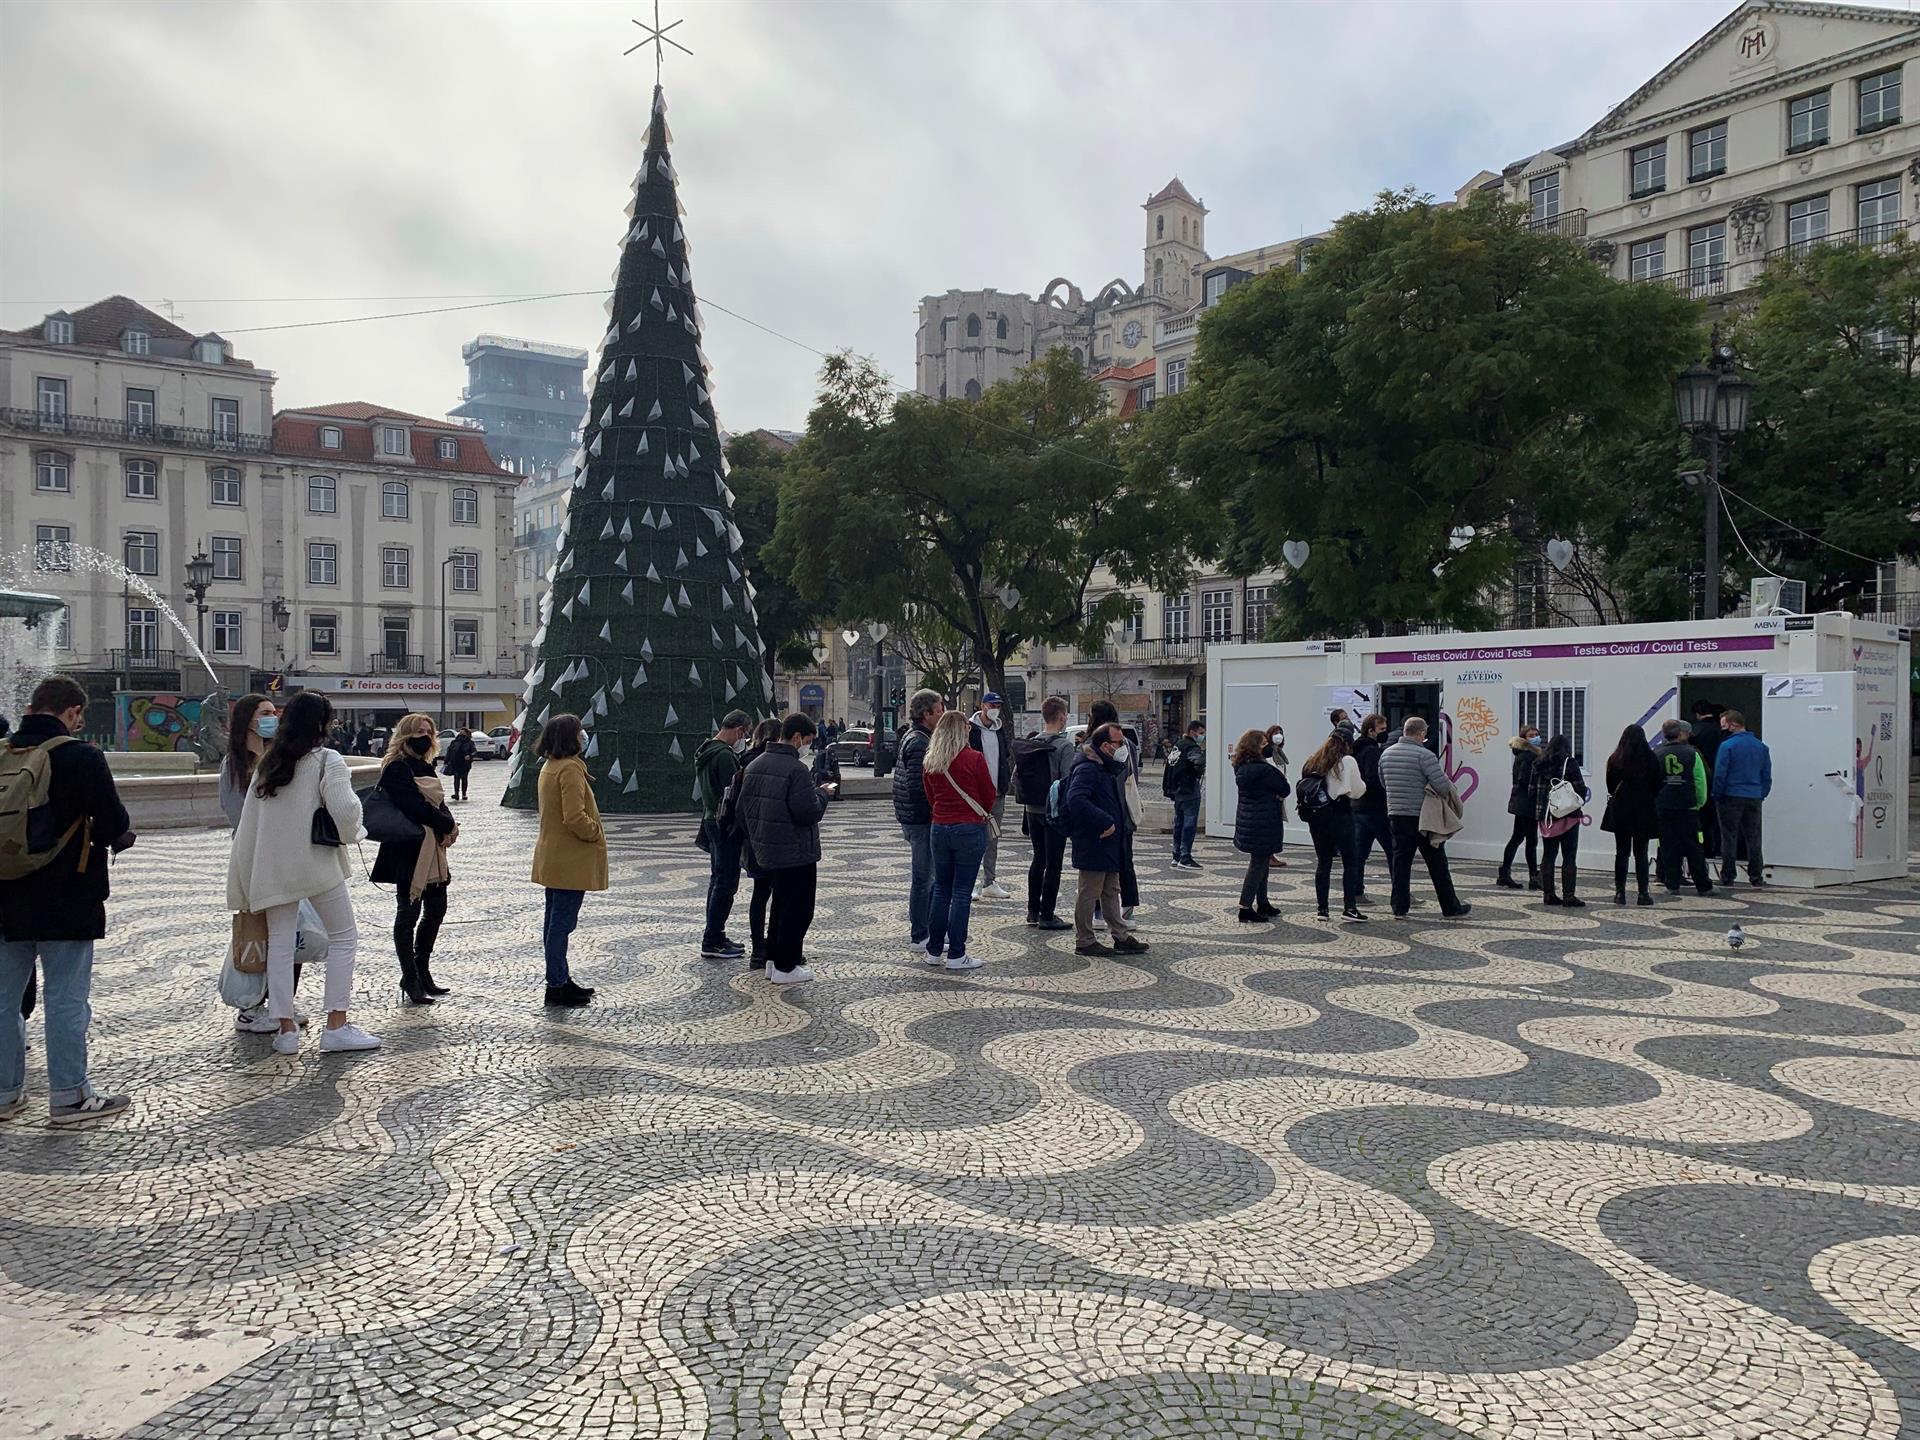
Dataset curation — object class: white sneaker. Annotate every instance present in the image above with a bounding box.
[945,955,984,972]
[768,965,815,985]
[319,1022,381,1053]
[237,1007,278,1034]
[981,881,1012,901]
[271,1029,300,1056]
[922,942,945,967]
[1123,906,1138,920]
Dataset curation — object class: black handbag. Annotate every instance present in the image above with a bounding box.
[362,786,425,844]
[310,806,342,847]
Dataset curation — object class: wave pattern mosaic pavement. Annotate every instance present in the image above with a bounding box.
[3,765,1918,1439]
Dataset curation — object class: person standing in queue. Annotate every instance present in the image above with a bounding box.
[1166,719,1206,870]
[1231,729,1289,923]
[737,713,836,986]
[922,710,997,971]
[1064,724,1148,957]
[734,718,781,969]
[1601,723,1661,906]
[1297,728,1368,922]
[1531,733,1588,907]
[220,692,290,1035]
[1350,713,1392,902]
[1496,725,1542,890]
[1022,697,1076,931]
[1378,717,1471,920]
[892,689,944,961]
[1653,717,1714,895]
[531,714,604,1007]
[966,692,1014,902]
[1086,700,1142,919]
[694,711,753,960]
[371,714,457,1006]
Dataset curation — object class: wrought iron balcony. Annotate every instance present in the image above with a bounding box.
[1764,215,1915,263]
[1632,264,1729,298]
[2,408,271,453]
[1527,208,1588,239]
[111,649,179,673]
[369,652,427,674]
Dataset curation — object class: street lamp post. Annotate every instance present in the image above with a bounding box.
[269,595,290,673]
[1673,340,1752,619]
[183,549,214,657]
[439,556,457,731]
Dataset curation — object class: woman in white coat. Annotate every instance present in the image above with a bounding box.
[1297,728,1370,923]
[227,691,377,1056]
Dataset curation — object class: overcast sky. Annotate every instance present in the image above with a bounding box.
[0,0,1854,433]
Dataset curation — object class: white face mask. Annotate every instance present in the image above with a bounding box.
[983,708,1000,726]
[1111,743,1131,765]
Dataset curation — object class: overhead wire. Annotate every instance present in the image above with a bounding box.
[1717,490,1789,581]
[1716,480,1892,565]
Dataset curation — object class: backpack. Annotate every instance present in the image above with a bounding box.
[713,759,751,840]
[0,737,85,881]
[1161,746,1189,799]
[1010,734,1055,807]
[1293,770,1334,820]
[1045,776,1066,826]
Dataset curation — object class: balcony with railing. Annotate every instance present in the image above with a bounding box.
[1631,264,1730,298]
[1527,208,1588,239]
[110,649,179,674]
[2,408,272,453]
[369,652,427,675]
[1764,214,1915,264]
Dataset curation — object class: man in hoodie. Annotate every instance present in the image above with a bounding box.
[967,691,1014,901]
[1167,719,1206,870]
[1653,717,1714,895]
[694,710,753,960]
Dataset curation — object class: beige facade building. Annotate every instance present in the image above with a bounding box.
[0,298,521,733]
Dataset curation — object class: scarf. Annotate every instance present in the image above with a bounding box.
[410,771,452,901]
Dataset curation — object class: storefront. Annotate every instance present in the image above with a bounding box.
[285,674,521,731]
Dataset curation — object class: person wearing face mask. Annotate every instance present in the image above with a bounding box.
[1350,713,1393,901]
[1231,728,1290,922]
[0,675,135,1124]
[443,726,477,803]
[221,693,303,1035]
[1086,699,1142,919]
[1165,719,1206,870]
[1497,725,1543,891]
[371,713,458,1005]
[1063,724,1148,957]
[1262,725,1291,869]
[966,692,1015,902]
[694,711,754,961]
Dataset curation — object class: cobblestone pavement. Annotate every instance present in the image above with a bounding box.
[3,764,1919,1439]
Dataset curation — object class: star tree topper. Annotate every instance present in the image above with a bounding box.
[625,0,692,84]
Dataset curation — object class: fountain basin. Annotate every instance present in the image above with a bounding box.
[0,589,68,625]
[115,755,384,832]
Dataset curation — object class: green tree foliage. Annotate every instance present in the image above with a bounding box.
[1154,189,1702,636]
[1717,238,1920,608]
[771,349,1212,695]
[725,431,825,675]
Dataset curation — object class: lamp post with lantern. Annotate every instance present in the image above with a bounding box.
[183,549,214,656]
[1672,338,1752,619]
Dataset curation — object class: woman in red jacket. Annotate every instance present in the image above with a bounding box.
[921,709,996,972]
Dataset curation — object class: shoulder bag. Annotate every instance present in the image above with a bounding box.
[941,769,1000,840]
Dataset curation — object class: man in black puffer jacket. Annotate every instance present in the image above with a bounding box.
[890,689,945,958]
[738,712,835,985]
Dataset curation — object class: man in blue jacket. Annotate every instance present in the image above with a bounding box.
[1710,710,1771,887]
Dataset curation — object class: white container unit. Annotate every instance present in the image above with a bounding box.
[1204,614,1910,888]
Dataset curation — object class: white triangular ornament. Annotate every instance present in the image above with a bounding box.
[664,704,679,726]
[668,737,683,761]
[621,580,635,604]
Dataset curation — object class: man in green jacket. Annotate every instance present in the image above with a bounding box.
[695,710,753,958]
[1652,717,1714,895]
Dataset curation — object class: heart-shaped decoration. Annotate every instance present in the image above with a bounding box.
[810,646,829,666]
[997,584,1022,609]
[841,629,860,648]
[868,622,890,643]
[1281,539,1310,569]
[1546,538,1575,573]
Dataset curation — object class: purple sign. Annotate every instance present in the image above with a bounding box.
[1375,635,1775,665]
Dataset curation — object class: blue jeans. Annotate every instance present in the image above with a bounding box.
[703,824,743,946]
[928,823,990,960]
[0,940,95,1109]
[542,889,585,987]
[1172,794,1201,862]
[901,822,933,944]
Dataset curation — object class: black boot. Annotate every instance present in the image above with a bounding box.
[1613,884,1626,906]
[1637,883,1655,906]
[396,935,433,1005]
[419,962,451,997]
[1237,907,1271,924]
[1527,866,1542,891]
[1542,874,1564,906]
[1562,871,1585,907]
[1496,869,1523,890]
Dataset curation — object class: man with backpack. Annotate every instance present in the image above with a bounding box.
[1164,719,1206,869]
[0,675,134,1125]
[1014,697,1076,931]
[892,689,944,958]
[694,710,753,960]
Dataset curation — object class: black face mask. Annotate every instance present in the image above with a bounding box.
[406,736,432,756]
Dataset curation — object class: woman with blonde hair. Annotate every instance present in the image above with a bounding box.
[920,708,997,971]
[370,712,458,1005]
[532,714,605,1006]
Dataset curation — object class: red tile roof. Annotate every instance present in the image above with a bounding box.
[1145,177,1201,208]
[272,410,512,478]
[1093,357,1157,384]
[288,401,466,430]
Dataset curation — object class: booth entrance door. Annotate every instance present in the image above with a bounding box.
[1678,674,1765,738]
[1380,683,1443,754]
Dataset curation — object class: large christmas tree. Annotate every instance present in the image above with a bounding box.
[503,84,769,813]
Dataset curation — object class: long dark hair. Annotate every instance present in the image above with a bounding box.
[1302,730,1353,777]
[225,692,271,787]
[1539,733,1573,771]
[254,692,332,799]
[1609,723,1658,784]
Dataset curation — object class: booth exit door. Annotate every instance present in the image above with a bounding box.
[1760,672,1855,873]
[1380,683,1442,754]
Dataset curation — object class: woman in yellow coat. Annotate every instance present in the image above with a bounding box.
[530,714,606,1008]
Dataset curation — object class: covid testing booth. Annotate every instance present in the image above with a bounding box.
[1204,614,1911,888]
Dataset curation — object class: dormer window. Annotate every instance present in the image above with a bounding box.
[122,328,150,356]
[378,425,407,456]
[319,425,342,450]
[436,437,458,460]
[194,336,226,364]
[44,316,73,345]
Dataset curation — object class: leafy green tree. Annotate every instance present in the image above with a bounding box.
[1716,238,1920,608]
[725,430,825,676]
[771,350,1212,696]
[1156,188,1702,637]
